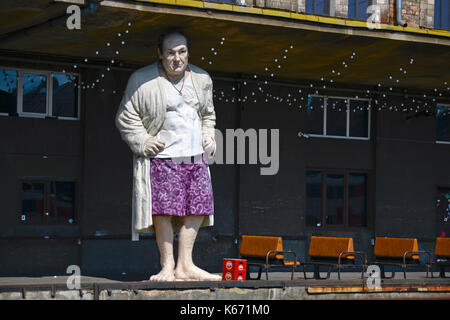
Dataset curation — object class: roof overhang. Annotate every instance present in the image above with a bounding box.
[0,0,449,94]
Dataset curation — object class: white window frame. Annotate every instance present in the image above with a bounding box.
[307,94,371,140]
[0,66,80,120]
[436,103,450,145]
[18,70,49,119]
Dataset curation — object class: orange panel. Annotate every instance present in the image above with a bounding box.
[435,238,450,258]
[240,235,283,259]
[374,237,419,259]
[308,236,355,259]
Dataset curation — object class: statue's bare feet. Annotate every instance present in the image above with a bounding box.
[149,266,176,282]
[174,264,222,281]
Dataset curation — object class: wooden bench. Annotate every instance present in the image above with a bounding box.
[302,236,367,280]
[435,237,450,278]
[239,235,300,280]
[372,237,432,279]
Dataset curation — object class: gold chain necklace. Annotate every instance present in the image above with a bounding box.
[158,62,188,96]
[169,75,185,96]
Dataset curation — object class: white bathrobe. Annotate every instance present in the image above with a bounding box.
[115,62,216,241]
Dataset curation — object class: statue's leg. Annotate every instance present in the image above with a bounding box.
[149,215,176,281]
[174,215,221,281]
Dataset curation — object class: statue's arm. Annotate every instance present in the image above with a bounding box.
[115,74,151,157]
[201,76,216,142]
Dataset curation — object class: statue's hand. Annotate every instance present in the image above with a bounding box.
[144,136,165,156]
[203,136,216,157]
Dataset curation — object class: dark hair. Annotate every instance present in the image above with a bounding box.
[157,29,191,54]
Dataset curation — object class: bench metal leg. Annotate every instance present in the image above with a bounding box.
[314,265,320,280]
[325,266,332,280]
[440,266,448,278]
[380,265,396,279]
[313,265,331,280]
[246,265,262,280]
[302,264,318,280]
[302,264,332,280]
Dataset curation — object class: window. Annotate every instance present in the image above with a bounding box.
[19,180,76,225]
[436,104,450,143]
[0,68,18,116]
[348,0,374,21]
[22,72,47,116]
[0,67,79,119]
[306,169,368,227]
[435,0,450,30]
[306,95,370,139]
[305,0,332,16]
[52,73,79,118]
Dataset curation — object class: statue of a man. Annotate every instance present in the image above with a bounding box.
[115,30,220,281]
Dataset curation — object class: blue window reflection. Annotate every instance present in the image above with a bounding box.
[306,0,331,16]
[435,0,450,30]
[437,105,450,142]
[23,73,47,114]
[0,68,17,114]
[52,73,79,118]
[348,0,374,21]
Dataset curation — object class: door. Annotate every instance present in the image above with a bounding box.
[436,188,450,237]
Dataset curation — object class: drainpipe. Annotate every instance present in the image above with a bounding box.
[396,0,407,27]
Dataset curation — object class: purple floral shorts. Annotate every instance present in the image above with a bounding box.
[150,154,214,216]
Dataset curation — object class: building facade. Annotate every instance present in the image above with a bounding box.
[0,0,449,279]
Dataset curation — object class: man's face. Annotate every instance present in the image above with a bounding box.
[159,33,189,78]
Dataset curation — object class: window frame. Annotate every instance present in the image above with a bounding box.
[0,65,81,120]
[436,103,450,145]
[305,0,334,16]
[18,178,78,225]
[305,168,370,229]
[348,0,374,21]
[307,94,371,140]
[18,70,50,118]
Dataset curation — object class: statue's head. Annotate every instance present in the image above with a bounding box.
[157,29,190,79]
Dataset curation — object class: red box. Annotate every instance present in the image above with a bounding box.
[222,258,247,281]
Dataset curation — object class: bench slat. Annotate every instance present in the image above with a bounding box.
[308,236,355,259]
[374,237,419,259]
[240,235,284,259]
[435,237,450,258]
